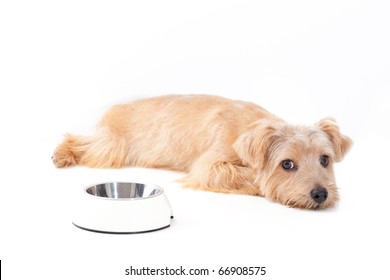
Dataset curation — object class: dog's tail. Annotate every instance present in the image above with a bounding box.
[52,129,128,168]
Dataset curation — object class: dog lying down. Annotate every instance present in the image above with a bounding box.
[53,95,352,209]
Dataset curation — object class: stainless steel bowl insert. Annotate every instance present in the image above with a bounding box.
[86,182,162,200]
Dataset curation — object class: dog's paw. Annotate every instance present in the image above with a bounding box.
[52,153,65,168]
[52,148,75,168]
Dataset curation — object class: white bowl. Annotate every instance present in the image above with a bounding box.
[73,182,173,234]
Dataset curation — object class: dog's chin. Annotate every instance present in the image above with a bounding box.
[274,196,339,210]
[306,201,337,210]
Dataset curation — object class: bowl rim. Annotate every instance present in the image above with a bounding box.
[83,181,164,201]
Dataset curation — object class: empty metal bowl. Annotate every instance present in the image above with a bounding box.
[73,182,173,234]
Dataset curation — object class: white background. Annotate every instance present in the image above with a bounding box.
[1,0,389,279]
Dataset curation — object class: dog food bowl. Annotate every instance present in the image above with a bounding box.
[73,182,173,234]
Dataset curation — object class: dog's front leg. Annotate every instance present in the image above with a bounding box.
[179,149,260,196]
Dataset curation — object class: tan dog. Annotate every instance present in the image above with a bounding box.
[53,95,352,209]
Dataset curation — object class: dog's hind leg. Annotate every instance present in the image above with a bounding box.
[179,148,260,195]
[52,128,128,168]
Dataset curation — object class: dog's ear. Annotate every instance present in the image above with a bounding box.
[233,120,282,169]
[316,117,352,162]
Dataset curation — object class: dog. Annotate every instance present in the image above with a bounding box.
[53,94,352,209]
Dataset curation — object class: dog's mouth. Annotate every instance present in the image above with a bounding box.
[288,199,335,210]
[311,201,336,210]
[276,190,338,210]
[272,182,339,210]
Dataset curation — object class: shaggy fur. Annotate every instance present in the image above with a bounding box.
[53,95,352,209]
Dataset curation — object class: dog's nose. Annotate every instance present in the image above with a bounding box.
[310,187,328,204]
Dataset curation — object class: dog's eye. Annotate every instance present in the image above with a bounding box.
[281,160,296,171]
[320,155,329,167]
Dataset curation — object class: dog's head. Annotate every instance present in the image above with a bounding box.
[233,117,352,209]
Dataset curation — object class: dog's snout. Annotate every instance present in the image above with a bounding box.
[310,187,328,204]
